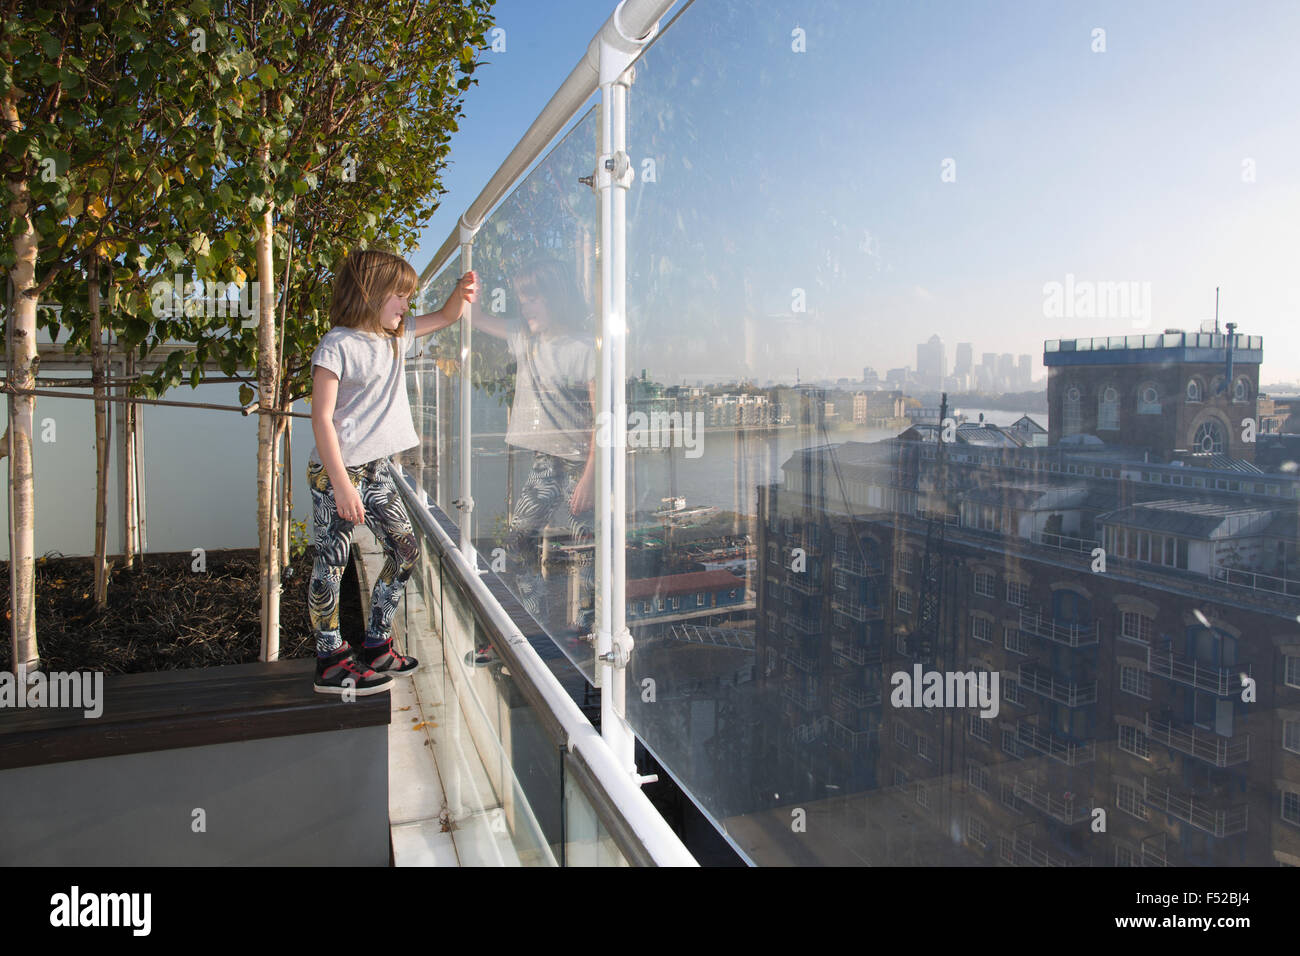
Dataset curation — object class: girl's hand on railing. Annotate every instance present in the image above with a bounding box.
[443,270,479,321]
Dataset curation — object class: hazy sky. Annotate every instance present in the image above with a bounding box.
[416,0,1300,386]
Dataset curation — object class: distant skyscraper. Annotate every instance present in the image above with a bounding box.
[916,334,946,391]
[955,342,973,378]
[998,353,1015,391]
[886,367,910,387]
[1017,354,1033,389]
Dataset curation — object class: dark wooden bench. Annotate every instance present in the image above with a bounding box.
[0,544,392,866]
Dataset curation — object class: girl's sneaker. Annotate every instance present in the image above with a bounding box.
[360,637,420,676]
[314,647,393,695]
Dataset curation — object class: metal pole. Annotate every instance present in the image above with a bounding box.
[457,219,477,564]
[595,2,659,778]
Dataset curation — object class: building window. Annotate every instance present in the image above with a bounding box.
[1193,420,1224,454]
[1004,627,1030,655]
[1233,378,1250,402]
[895,633,910,657]
[1000,780,1024,812]
[1118,724,1150,759]
[1284,718,1300,755]
[968,713,992,743]
[1003,677,1023,707]
[897,591,914,614]
[1187,379,1203,402]
[1137,384,1160,415]
[1115,844,1137,867]
[1284,791,1300,827]
[1120,611,1152,645]
[1117,783,1149,820]
[967,763,989,794]
[1006,580,1028,606]
[970,615,992,643]
[1063,385,1082,436]
[1120,665,1150,698]
[1001,729,1024,757]
[1286,655,1300,689]
[967,815,989,848]
[893,768,908,788]
[1098,386,1120,430]
[915,784,930,809]
[894,723,911,748]
[916,733,932,761]
[973,571,996,598]
[898,551,915,574]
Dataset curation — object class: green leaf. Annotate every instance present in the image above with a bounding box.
[238,383,255,406]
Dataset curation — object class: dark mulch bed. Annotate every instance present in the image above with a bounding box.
[0,546,362,674]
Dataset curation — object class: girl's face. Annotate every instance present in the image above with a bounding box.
[379,287,414,331]
[517,282,552,333]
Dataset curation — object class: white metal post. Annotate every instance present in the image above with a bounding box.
[595,2,658,778]
[456,217,477,564]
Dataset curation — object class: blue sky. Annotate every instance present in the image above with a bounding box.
[416,0,1300,386]
[415,0,638,267]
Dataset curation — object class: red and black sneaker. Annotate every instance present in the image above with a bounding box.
[360,637,420,676]
[314,646,393,696]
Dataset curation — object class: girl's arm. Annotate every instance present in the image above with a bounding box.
[311,366,366,523]
[410,270,479,338]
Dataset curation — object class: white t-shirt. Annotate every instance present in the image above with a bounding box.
[504,319,596,462]
[308,323,419,467]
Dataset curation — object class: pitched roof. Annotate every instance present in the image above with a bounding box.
[626,570,745,600]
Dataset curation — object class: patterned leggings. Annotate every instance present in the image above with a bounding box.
[307,456,420,656]
[503,452,594,634]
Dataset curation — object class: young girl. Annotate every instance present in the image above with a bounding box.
[307,248,477,695]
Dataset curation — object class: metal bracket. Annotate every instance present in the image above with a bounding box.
[458,215,479,247]
[610,626,635,668]
[595,150,634,192]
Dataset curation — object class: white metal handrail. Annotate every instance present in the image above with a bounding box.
[1144,715,1250,768]
[1142,778,1248,838]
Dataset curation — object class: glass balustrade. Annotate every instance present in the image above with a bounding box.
[403,0,1300,868]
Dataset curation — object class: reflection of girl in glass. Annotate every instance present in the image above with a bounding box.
[474,257,596,637]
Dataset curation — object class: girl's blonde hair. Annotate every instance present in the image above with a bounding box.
[329,248,420,359]
[513,255,588,334]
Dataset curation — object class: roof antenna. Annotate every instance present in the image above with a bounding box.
[1214,287,1220,334]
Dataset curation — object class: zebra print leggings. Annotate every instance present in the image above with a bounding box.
[502,452,595,635]
[306,456,420,657]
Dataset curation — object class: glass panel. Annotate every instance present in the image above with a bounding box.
[402,517,562,865]
[464,108,600,682]
[562,752,632,867]
[615,0,1290,867]
[411,260,466,512]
